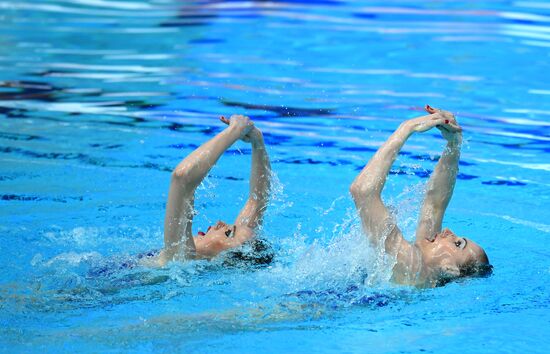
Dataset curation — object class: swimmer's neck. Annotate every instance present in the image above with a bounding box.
[391,244,442,288]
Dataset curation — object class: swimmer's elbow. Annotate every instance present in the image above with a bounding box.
[350,181,378,200]
[349,181,363,197]
[171,167,195,189]
[171,167,188,180]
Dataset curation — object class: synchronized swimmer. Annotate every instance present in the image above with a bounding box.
[350,105,490,287]
[151,115,271,267]
[148,106,491,287]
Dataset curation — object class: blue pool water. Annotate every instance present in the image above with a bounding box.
[1,0,549,352]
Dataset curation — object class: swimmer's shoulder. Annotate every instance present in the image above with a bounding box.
[391,242,425,286]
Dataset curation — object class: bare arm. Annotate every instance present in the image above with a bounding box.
[162,116,253,262]
[350,121,413,255]
[416,107,462,241]
[350,109,455,256]
[219,118,272,247]
[235,128,271,229]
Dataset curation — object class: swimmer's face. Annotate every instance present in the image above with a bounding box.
[423,228,489,278]
[197,220,236,239]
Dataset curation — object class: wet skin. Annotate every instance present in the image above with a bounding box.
[151,115,271,266]
[351,105,489,287]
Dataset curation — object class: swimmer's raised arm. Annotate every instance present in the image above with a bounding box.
[171,115,254,192]
[350,109,453,256]
[162,115,253,261]
[220,118,271,247]
[416,106,463,242]
[235,126,271,230]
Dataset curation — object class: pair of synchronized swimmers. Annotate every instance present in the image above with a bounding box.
[146,105,491,288]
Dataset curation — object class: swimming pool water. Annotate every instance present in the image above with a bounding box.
[1,0,549,353]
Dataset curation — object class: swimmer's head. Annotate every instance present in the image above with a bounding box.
[197,220,236,239]
[420,228,492,286]
[222,237,275,268]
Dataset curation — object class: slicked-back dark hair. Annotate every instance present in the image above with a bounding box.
[436,262,493,287]
[222,237,274,268]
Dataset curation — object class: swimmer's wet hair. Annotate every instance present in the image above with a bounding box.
[222,238,274,268]
[460,262,493,278]
[436,262,493,287]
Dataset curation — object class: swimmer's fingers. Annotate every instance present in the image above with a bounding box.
[433,111,461,131]
[241,134,252,143]
[434,116,461,132]
[410,109,461,141]
[446,121,462,133]
[220,115,231,125]
[240,126,263,143]
[436,120,462,144]
[425,104,438,114]
[436,122,462,133]
[419,115,459,132]
[220,115,256,143]
[425,105,456,123]
[411,114,444,133]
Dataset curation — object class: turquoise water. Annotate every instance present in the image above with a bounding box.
[1,0,549,352]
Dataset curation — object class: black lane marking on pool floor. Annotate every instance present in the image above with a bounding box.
[1,194,84,202]
[221,100,335,117]
[482,180,526,186]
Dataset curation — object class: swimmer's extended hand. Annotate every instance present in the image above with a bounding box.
[220,114,254,139]
[220,115,261,143]
[221,113,270,239]
[425,105,462,144]
[404,106,461,135]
